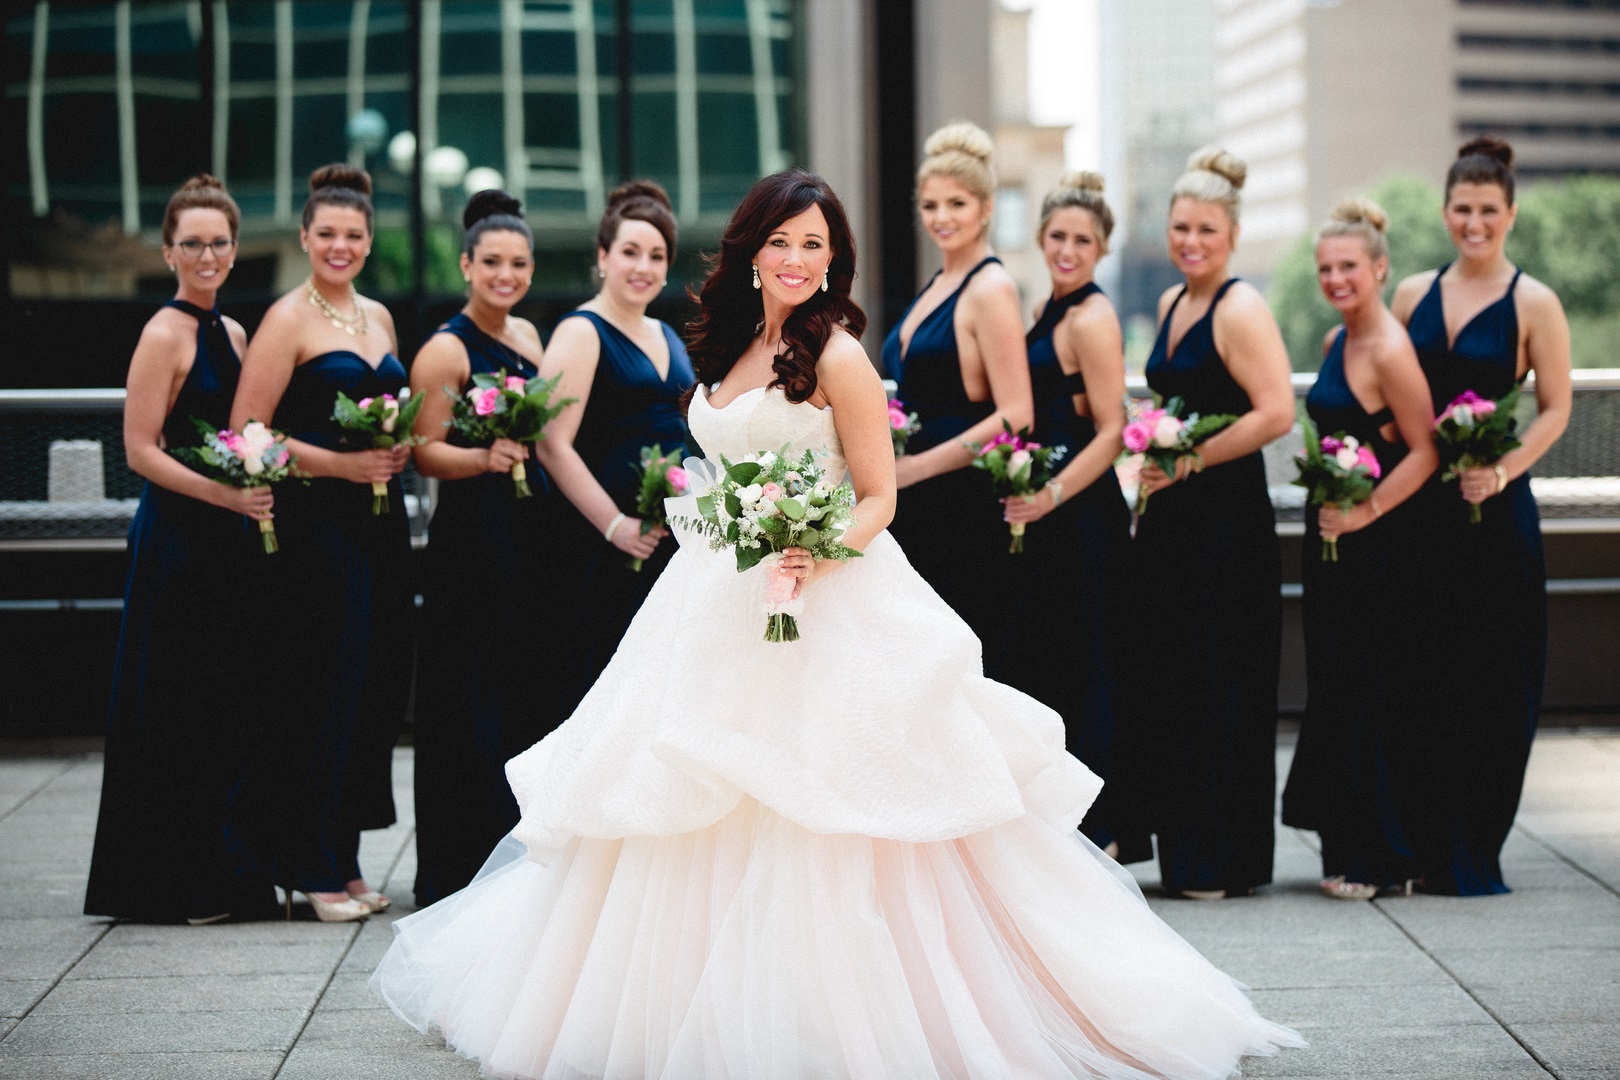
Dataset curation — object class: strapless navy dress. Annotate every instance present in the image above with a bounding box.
[1120,280,1282,894]
[252,350,414,893]
[1403,266,1546,895]
[85,300,277,921]
[412,314,564,904]
[883,257,1008,649]
[1282,328,1423,886]
[991,284,1131,849]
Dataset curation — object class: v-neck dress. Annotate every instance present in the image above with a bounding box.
[548,310,694,720]
[1119,279,1282,895]
[882,257,1011,650]
[1402,265,1546,896]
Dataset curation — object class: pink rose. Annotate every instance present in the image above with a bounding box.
[1122,421,1150,454]
[760,481,784,502]
[1356,445,1382,478]
[473,387,500,416]
[506,376,527,392]
[666,466,688,493]
[1008,449,1031,469]
[888,407,909,430]
[357,398,373,410]
[1472,399,1497,417]
[274,447,290,468]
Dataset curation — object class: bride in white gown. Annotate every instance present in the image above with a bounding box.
[371,169,1302,1079]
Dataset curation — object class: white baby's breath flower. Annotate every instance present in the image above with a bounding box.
[737,483,763,505]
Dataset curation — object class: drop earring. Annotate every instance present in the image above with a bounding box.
[166,263,175,272]
[820,275,829,293]
[751,264,760,289]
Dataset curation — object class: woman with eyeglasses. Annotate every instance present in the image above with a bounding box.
[85,174,278,924]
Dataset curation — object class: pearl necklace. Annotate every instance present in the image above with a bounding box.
[306,279,368,337]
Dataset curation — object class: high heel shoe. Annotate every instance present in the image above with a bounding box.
[1319,876,1377,901]
[283,889,370,923]
[346,888,391,913]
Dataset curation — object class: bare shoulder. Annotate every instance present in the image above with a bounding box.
[1155,283,1182,321]
[412,327,468,366]
[1320,325,1341,354]
[1070,288,1119,329]
[962,260,1022,308]
[137,307,189,350]
[545,312,602,357]
[223,315,249,355]
[818,327,877,380]
[1514,272,1566,321]
[510,315,544,358]
[1370,315,1419,370]
[1390,269,1438,320]
[256,289,306,332]
[368,298,397,339]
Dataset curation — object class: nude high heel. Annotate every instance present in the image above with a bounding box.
[283,889,370,922]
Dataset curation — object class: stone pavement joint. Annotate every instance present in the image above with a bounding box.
[1,732,1616,1079]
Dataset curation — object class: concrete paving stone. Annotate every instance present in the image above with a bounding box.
[1234,1023,1549,1076]
[1431,944,1620,987]
[70,934,351,979]
[0,979,52,1017]
[1194,943,1454,991]
[1248,984,1497,1033]
[1378,891,1620,950]
[294,1005,454,1049]
[0,1016,16,1039]
[0,1008,305,1056]
[35,972,328,1014]
[0,881,97,919]
[0,1051,284,1079]
[276,1041,484,1080]
[1473,978,1620,1024]
[316,971,387,1011]
[0,918,106,979]
[336,924,401,974]
[1512,1023,1620,1073]
[1516,810,1620,840]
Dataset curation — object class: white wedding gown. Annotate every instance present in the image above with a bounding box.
[371,385,1303,1079]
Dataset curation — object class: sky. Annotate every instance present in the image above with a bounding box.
[1005,0,1102,169]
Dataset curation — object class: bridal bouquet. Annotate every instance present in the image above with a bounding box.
[1120,395,1237,517]
[332,389,425,514]
[970,423,1066,553]
[688,448,862,642]
[627,443,689,571]
[1293,416,1382,562]
[1434,388,1521,524]
[887,397,921,457]
[172,418,296,553]
[445,371,574,498]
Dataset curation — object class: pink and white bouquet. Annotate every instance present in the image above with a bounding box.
[445,371,574,498]
[172,418,296,553]
[1120,395,1237,516]
[887,397,921,457]
[627,443,689,571]
[333,389,426,514]
[1433,388,1521,524]
[970,423,1066,553]
[1292,416,1382,562]
[688,448,862,642]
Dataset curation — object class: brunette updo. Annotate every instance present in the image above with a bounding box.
[463,188,532,256]
[917,121,996,203]
[1316,196,1390,263]
[1037,171,1115,255]
[596,180,677,262]
[162,174,239,245]
[1169,145,1247,224]
[302,163,374,231]
[1446,135,1515,205]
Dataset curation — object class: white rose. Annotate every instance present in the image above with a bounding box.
[756,451,776,469]
[241,421,274,455]
[380,396,400,434]
[242,454,265,477]
[1151,415,1182,448]
[1451,404,1474,428]
[1334,446,1359,470]
[736,483,763,505]
[1342,435,1360,451]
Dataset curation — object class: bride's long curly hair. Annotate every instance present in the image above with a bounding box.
[683,169,865,410]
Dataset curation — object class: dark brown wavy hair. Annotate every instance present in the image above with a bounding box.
[1447,135,1515,205]
[597,179,677,262]
[684,169,865,409]
[303,163,374,231]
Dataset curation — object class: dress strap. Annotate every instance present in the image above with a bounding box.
[1504,267,1524,297]
[164,299,217,321]
[1211,277,1242,308]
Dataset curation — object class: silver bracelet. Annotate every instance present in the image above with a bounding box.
[1048,480,1065,507]
[603,511,627,542]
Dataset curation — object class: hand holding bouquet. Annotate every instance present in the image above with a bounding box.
[1120,395,1238,516]
[687,448,862,642]
[627,443,689,571]
[887,397,921,457]
[970,423,1066,553]
[446,371,575,498]
[172,418,296,553]
[332,389,426,513]
[1433,388,1521,524]
[1293,416,1382,562]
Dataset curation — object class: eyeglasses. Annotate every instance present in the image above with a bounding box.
[174,238,236,258]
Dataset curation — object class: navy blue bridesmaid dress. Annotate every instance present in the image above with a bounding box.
[991,283,1131,849]
[1404,266,1546,895]
[548,310,693,719]
[883,256,1008,647]
[85,300,277,921]
[1282,328,1421,887]
[1124,279,1282,894]
[253,350,414,894]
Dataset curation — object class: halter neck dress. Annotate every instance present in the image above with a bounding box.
[1281,327,1423,887]
[1403,265,1546,895]
[1122,279,1282,895]
[883,256,1009,647]
[990,283,1131,850]
[85,299,276,921]
[412,312,564,904]
[252,348,414,893]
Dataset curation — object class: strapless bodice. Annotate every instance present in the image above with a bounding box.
[688,385,846,485]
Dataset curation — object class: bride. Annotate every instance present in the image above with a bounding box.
[371,170,1302,1079]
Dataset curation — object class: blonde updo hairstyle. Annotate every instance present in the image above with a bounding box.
[162,173,240,245]
[1037,171,1115,255]
[1316,196,1390,266]
[916,121,996,205]
[1169,145,1247,226]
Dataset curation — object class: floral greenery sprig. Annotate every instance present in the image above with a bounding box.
[627,443,689,572]
[969,422,1067,553]
[887,397,921,457]
[1119,394,1237,517]
[171,418,298,553]
[332,389,426,514]
[445,371,575,498]
[1433,388,1522,524]
[1293,414,1383,562]
[686,447,862,642]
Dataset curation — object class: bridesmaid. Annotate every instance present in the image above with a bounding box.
[998,171,1131,854]
[1390,136,1571,895]
[409,190,553,905]
[1280,199,1438,899]
[535,181,694,716]
[883,121,1032,654]
[232,164,413,922]
[1126,147,1294,899]
[85,175,277,924]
